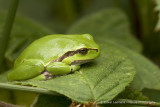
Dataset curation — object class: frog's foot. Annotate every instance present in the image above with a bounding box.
[46,62,80,76]
[42,71,66,79]
[42,71,53,79]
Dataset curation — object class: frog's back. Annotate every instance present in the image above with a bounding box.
[15,34,98,65]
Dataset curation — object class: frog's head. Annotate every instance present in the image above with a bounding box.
[60,34,100,65]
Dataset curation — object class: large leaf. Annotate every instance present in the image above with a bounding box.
[0,11,54,66]
[82,0,131,14]
[0,71,55,95]
[98,40,160,91]
[143,89,160,102]
[116,87,149,101]
[67,8,142,52]
[4,35,160,102]
[16,42,136,103]
[127,50,160,90]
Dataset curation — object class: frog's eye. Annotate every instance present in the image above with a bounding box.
[78,48,88,55]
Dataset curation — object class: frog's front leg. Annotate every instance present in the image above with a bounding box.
[7,59,44,81]
[46,62,80,75]
[29,62,80,81]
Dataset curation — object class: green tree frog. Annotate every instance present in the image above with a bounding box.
[7,34,100,81]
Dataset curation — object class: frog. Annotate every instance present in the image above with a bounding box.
[7,34,100,81]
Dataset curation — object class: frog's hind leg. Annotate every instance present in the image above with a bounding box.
[7,59,44,81]
[46,62,80,76]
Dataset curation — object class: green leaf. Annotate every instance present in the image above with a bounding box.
[34,95,71,107]
[1,38,159,103]
[128,51,160,90]
[67,8,142,52]
[0,11,54,66]
[121,48,160,90]
[116,87,149,101]
[99,40,160,91]
[0,71,56,95]
[143,89,160,102]
[16,42,136,103]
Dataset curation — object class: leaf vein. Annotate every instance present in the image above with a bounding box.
[93,60,123,89]
[78,71,96,101]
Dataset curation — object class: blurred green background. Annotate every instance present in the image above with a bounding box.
[0,0,159,58]
[0,0,160,107]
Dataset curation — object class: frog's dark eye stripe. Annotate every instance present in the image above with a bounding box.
[57,48,88,61]
[52,48,98,62]
[57,51,76,61]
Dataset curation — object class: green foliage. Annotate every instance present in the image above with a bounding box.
[18,43,136,103]
[0,12,53,68]
[134,0,160,57]
[97,41,160,91]
[116,87,149,101]
[67,8,160,91]
[127,49,160,90]
[0,0,160,106]
[67,9,142,52]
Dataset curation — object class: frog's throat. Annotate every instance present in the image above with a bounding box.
[46,48,98,66]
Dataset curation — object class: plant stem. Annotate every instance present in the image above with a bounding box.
[0,0,20,71]
[0,83,58,95]
[99,99,160,107]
